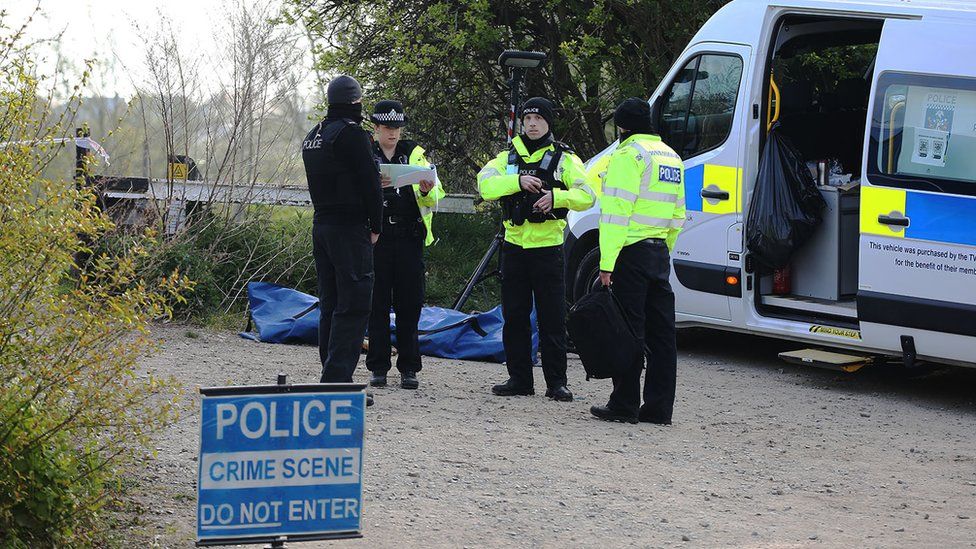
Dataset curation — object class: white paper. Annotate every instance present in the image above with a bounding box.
[379,163,437,188]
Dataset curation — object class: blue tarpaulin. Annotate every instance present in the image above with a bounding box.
[240,281,537,364]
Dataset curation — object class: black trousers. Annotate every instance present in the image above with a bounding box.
[607,239,677,421]
[501,242,567,390]
[366,226,425,374]
[313,223,374,383]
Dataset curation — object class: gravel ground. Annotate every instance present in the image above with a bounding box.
[125,323,976,548]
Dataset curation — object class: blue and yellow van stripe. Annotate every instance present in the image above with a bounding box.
[684,163,742,214]
[861,186,976,246]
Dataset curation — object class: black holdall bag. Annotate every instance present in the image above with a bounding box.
[567,286,646,380]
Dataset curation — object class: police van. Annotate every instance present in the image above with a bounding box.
[565,0,976,368]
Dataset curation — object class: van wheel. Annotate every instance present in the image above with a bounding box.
[572,247,602,302]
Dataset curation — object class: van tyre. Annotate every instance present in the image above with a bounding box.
[572,247,602,303]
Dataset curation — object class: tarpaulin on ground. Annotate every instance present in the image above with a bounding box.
[240,281,536,364]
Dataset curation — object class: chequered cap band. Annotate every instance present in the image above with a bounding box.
[372,109,405,122]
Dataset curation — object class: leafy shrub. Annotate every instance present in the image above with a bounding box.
[0,20,188,546]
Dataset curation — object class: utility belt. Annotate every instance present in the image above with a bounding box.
[382,214,426,238]
[626,237,668,252]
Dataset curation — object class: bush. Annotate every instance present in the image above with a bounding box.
[98,203,503,322]
[96,205,316,320]
[0,21,188,546]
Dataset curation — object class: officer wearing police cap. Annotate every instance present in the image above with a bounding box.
[366,100,444,390]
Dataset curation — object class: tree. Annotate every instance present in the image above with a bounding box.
[287,0,728,191]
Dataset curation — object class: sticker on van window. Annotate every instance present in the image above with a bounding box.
[911,96,955,168]
[913,129,948,167]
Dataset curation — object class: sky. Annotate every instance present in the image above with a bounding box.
[5,0,312,99]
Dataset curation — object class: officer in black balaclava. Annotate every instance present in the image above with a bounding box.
[302,75,383,398]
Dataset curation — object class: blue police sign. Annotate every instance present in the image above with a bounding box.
[196,384,365,545]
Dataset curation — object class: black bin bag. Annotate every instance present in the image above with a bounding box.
[745,122,826,270]
[568,287,641,380]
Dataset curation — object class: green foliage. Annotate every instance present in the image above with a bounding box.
[0,401,104,548]
[287,0,727,191]
[100,205,500,319]
[424,209,502,313]
[775,43,879,99]
[0,14,188,547]
[96,206,318,319]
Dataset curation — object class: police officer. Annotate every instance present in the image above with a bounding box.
[590,98,686,425]
[366,100,444,390]
[302,75,383,388]
[478,97,596,401]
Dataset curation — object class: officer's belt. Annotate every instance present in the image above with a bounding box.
[383,214,422,225]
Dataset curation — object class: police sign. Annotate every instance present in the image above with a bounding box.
[197,382,365,545]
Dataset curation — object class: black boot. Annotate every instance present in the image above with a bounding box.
[589,405,637,424]
[545,386,574,402]
[401,371,419,390]
[369,372,387,387]
[491,379,534,396]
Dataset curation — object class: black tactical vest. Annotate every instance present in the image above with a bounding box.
[302,119,362,216]
[502,142,570,225]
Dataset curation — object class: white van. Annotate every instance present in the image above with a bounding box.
[565,0,976,368]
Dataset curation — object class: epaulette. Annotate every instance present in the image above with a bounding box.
[552,140,575,155]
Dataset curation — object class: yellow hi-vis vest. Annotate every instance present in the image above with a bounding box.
[407,145,445,246]
[599,134,686,272]
[477,135,597,249]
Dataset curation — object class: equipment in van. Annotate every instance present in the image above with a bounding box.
[745,122,826,270]
[453,49,546,312]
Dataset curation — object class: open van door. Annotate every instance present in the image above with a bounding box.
[859,18,976,365]
[654,43,751,321]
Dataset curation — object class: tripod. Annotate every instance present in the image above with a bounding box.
[452,50,545,312]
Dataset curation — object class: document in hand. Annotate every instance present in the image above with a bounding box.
[379,164,438,189]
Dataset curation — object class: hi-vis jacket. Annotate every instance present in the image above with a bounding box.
[599,133,686,272]
[478,135,596,249]
[586,152,612,200]
[400,144,445,246]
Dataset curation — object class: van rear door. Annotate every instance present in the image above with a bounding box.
[859,18,976,365]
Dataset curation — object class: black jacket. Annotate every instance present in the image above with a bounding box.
[302,105,383,232]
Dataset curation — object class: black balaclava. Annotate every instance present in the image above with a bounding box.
[613,97,653,141]
[326,75,364,121]
[520,97,556,153]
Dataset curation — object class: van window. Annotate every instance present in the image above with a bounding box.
[658,54,743,159]
[869,72,976,196]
